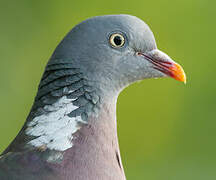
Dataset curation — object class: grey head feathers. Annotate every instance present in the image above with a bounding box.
[51,14,163,92]
[31,14,164,127]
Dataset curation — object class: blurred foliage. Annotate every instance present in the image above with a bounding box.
[0,0,215,179]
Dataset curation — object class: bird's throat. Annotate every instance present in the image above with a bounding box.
[51,99,125,179]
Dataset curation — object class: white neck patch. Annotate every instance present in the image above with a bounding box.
[25,96,87,151]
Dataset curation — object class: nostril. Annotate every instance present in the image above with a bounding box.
[135,52,143,56]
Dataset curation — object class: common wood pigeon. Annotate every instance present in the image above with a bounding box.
[0,14,186,180]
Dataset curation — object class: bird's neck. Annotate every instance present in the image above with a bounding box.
[3,93,126,179]
[3,76,122,155]
[53,98,125,179]
[25,93,119,152]
[18,62,122,153]
[2,62,126,178]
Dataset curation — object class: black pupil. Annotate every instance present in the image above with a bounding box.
[114,36,122,46]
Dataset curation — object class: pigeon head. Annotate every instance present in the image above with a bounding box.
[51,14,186,95]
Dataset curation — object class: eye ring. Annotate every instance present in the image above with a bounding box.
[109,33,125,48]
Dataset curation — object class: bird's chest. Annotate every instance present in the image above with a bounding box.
[48,118,126,180]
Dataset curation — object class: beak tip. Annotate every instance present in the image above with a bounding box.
[183,76,187,84]
[180,72,186,84]
[172,63,186,84]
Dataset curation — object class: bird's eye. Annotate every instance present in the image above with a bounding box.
[109,33,125,47]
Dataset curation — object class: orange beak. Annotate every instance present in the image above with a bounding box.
[165,62,186,83]
[141,49,186,83]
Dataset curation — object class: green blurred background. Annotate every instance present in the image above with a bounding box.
[0,0,215,179]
